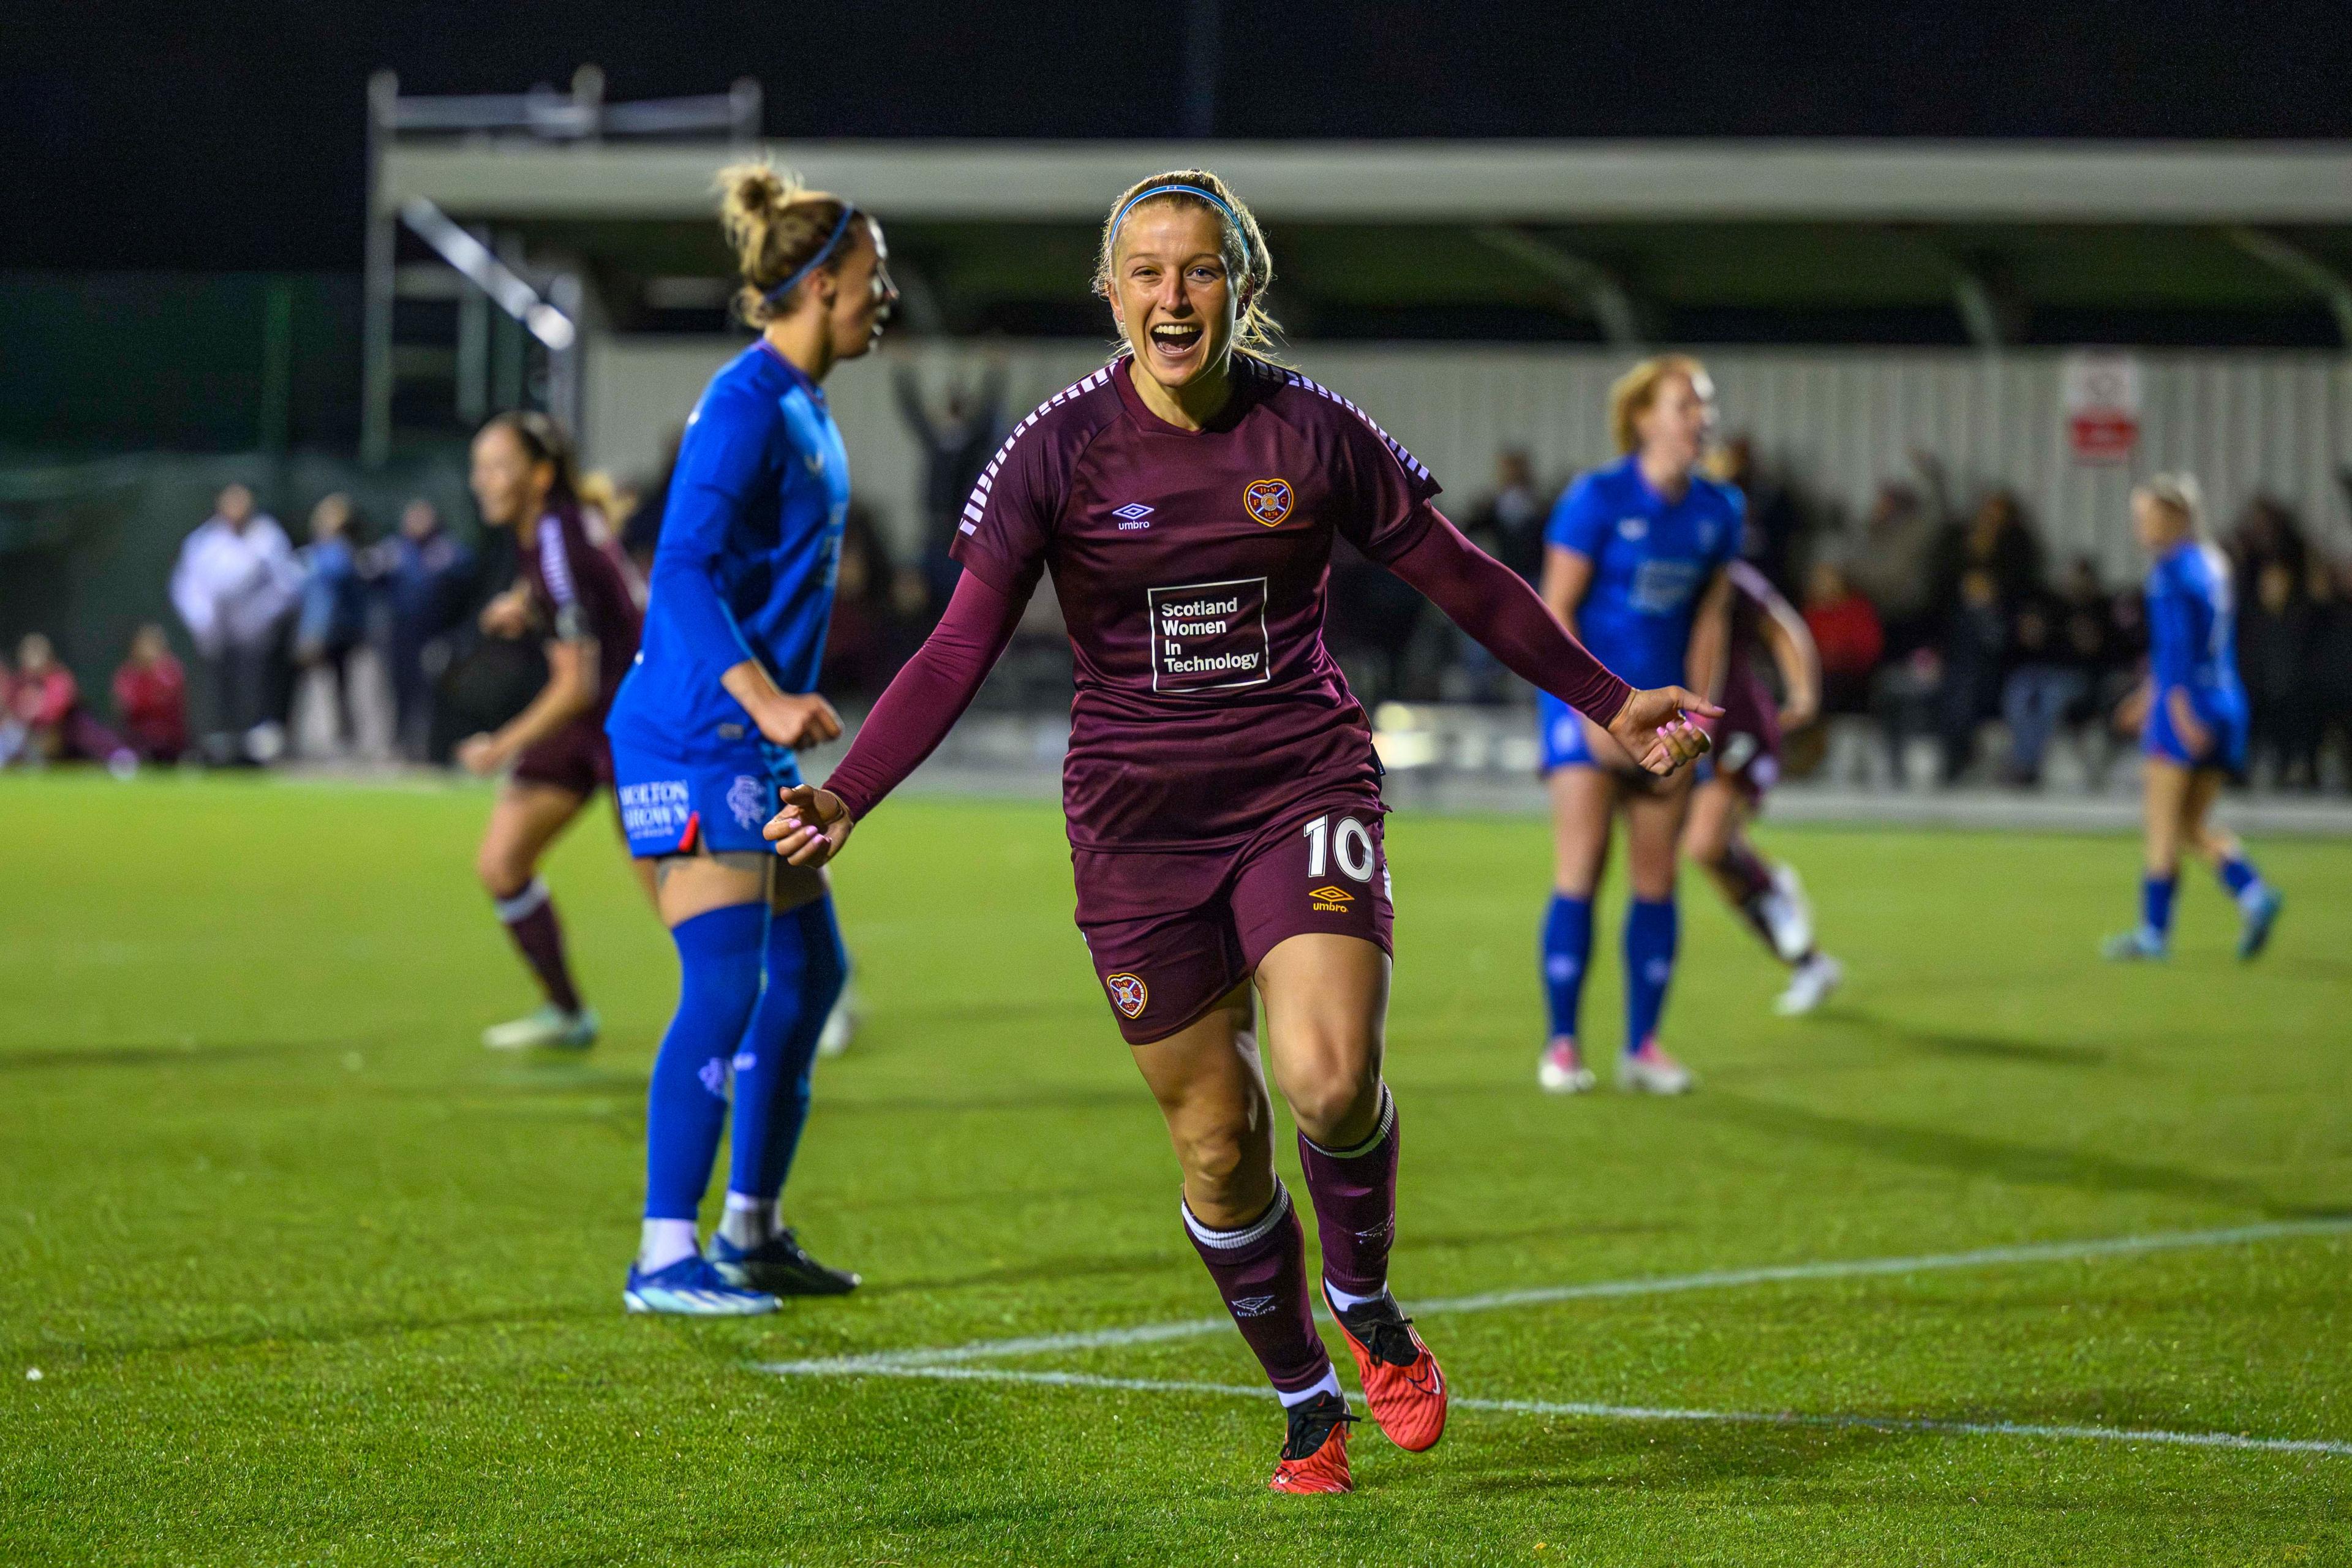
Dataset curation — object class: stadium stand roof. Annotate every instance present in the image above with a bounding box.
[362,77,2352,458]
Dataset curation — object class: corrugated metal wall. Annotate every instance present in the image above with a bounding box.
[589,338,2352,580]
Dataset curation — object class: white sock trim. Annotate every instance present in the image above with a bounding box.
[637,1218,700,1273]
[723,1191,773,1213]
[1324,1279,1387,1314]
[1276,1368,1344,1409]
[493,878,551,924]
[1302,1085,1395,1162]
[1182,1183,1291,1251]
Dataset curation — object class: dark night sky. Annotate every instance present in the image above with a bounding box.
[6,1,2352,271]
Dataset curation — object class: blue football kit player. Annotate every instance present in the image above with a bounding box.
[2105,475,2282,962]
[603,162,894,1314]
[1535,356,1739,1096]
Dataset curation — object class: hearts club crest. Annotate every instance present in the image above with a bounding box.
[1242,477,1293,527]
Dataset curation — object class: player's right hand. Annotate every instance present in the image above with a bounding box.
[753,693,843,750]
[766,785,854,867]
[1608,687,1721,776]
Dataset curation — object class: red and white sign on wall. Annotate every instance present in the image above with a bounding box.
[2061,350,2143,463]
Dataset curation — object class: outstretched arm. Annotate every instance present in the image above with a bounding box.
[766,568,1029,864]
[1384,507,1717,775]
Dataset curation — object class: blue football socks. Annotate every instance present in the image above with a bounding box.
[1540,894,1593,1041]
[1623,898,1679,1052]
[643,902,766,1225]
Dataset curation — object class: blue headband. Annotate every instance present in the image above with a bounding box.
[1112,183,1249,264]
[761,205,859,307]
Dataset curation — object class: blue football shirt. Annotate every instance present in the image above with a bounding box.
[608,341,850,763]
[1544,454,1742,692]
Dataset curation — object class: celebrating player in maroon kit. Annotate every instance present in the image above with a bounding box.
[766,171,1714,1493]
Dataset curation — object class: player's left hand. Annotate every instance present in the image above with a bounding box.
[766,784,855,867]
[1608,687,1721,777]
[455,734,503,777]
[2166,688,2214,759]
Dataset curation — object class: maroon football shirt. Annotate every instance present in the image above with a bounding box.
[521,503,644,720]
[951,355,1439,851]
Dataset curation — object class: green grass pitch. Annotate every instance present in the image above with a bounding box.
[2,772,2346,1566]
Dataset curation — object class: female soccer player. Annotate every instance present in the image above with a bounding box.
[458,412,647,1052]
[1681,559,1844,1015]
[2103,475,2283,961]
[603,162,895,1316]
[764,171,1712,1492]
[1534,357,1738,1096]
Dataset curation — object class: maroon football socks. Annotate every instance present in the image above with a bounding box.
[1297,1084,1399,1303]
[493,878,584,1015]
[1182,1183,1334,1398]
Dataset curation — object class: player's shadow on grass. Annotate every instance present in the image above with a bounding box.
[1692,1092,2337,1218]
[856,1248,1183,1298]
[1822,1009,2109,1067]
[59,1301,608,1365]
[1404,1415,1883,1498]
[0,1039,319,1074]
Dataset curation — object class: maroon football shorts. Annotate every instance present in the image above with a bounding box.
[1072,797,1395,1046]
[1707,673,1783,806]
[512,717,615,799]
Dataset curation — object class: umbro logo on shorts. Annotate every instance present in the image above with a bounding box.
[1309,884,1354,912]
[1230,1294,1278,1317]
[1106,973,1148,1019]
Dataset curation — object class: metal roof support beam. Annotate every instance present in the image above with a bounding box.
[1472,227,1645,345]
[2228,226,2352,348]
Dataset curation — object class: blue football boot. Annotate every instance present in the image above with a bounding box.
[624,1253,780,1316]
[2237,887,2283,961]
[707,1227,859,1297]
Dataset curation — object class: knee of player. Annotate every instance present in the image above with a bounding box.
[1171,1118,1259,1193]
[475,844,530,897]
[1281,1069,1381,1149]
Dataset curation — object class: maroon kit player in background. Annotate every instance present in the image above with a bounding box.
[767,171,1714,1494]
[458,412,652,1052]
[1680,559,1844,1015]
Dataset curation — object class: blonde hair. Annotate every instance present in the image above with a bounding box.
[1608,354,1713,455]
[1093,169,1281,360]
[717,160,856,327]
[2136,472,2205,537]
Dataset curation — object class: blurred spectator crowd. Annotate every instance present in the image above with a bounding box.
[7,411,2350,796]
[1329,440,2352,793]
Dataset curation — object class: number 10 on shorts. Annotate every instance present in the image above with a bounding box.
[1303,813,1378,883]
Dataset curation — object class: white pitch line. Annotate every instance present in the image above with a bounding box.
[776,1216,2352,1374]
[756,1360,2352,1459]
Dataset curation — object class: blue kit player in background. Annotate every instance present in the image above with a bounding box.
[603,161,896,1314]
[2104,474,2283,963]
[1534,356,1738,1096]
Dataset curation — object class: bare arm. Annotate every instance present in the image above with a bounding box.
[459,638,599,775]
[720,658,842,750]
[1755,586,1821,729]
[1684,567,1735,705]
[1539,544,1594,639]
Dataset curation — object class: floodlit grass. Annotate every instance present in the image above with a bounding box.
[2,771,2346,1565]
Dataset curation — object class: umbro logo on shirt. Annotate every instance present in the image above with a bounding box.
[1112,503,1154,530]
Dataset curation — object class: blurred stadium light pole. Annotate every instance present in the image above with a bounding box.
[361,69,763,465]
[1471,227,1646,346]
[1184,0,1218,140]
[2227,227,2352,349]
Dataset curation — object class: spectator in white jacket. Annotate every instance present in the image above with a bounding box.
[170,483,301,763]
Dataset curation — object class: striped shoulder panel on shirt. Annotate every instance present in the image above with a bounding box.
[535,514,578,605]
[1725,557,1778,605]
[957,365,1115,537]
[1273,368,1434,484]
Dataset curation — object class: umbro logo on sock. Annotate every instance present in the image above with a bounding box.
[1231,1294,1278,1317]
